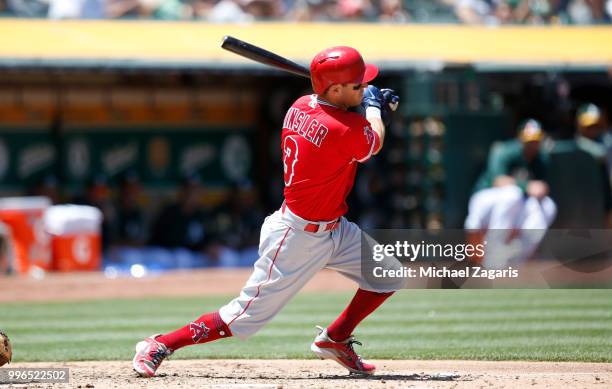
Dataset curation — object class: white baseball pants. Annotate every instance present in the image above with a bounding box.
[464,185,557,267]
[219,205,402,339]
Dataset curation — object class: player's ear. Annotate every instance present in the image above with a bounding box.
[327,84,342,95]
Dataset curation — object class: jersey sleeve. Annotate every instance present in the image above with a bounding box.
[487,142,514,177]
[341,116,381,163]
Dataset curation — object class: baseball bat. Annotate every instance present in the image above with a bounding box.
[221,36,398,112]
[221,36,310,79]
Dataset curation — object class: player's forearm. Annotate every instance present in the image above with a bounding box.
[366,108,385,155]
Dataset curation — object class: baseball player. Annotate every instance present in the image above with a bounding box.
[464,119,557,267]
[133,46,401,377]
[575,103,612,226]
[575,103,612,177]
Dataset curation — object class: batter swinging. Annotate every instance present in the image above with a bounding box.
[133,46,401,377]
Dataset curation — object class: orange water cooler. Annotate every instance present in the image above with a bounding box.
[0,197,52,273]
[44,205,103,272]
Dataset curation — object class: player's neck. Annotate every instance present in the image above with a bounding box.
[318,94,348,110]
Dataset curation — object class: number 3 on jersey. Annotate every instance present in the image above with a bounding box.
[283,136,299,186]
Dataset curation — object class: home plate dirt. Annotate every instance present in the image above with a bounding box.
[5,360,610,388]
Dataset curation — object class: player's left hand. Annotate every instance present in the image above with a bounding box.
[381,88,399,113]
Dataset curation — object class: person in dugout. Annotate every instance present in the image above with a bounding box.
[464,119,557,268]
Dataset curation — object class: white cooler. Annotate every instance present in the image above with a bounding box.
[44,205,103,272]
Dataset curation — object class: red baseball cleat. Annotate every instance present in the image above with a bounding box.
[132,334,173,377]
[310,326,376,375]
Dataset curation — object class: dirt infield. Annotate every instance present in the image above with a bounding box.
[0,268,357,303]
[4,359,610,388]
[2,270,610,388]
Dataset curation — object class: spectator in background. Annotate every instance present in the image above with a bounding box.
[106,0,141,18]
[81,0,107,17]
[493,0,515,23]
[512,0,550,24]
[191,0,216,18]
[47,0,106,19]
[149,173,210,252]
[5,0,48,16]
[451,0,554,25]
[465,119,557,267]
[115,171,147,246]
[241,0,283,18]
[137,0,193,19]
[2,0,610,22]
[287,0,338,21]
[107,0,192,19]
[378,0,410,22]
[336,0,377,20]
[73,174,118,251]
[567,0,611,23]
[453,0,498,24]
[207,0,254,22]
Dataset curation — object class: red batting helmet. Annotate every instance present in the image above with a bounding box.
[310,46,378,95]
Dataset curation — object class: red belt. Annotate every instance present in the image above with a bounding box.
[281,203,339,233]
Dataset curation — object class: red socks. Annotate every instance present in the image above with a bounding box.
[154,289,392,350]
[156,311,232,351]
[327,288,394,342]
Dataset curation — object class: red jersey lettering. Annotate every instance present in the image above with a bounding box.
[282,95,380,221]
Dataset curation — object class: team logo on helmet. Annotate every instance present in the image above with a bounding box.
[190,321,210,343]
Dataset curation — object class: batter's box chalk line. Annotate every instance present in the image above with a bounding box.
[318,372,472,381]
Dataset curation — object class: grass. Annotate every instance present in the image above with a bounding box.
[1,290,611,362]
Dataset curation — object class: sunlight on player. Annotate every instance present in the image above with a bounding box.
[133,46,400,377]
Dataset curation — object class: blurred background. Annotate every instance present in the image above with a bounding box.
[0,1,610,278]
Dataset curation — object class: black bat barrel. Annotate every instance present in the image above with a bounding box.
[221,36,310,79]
